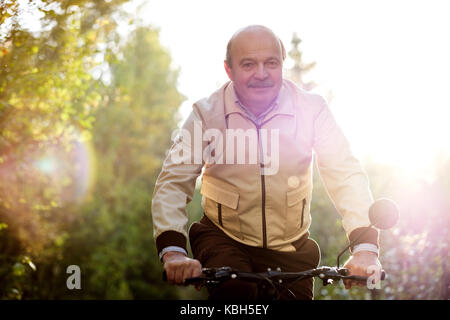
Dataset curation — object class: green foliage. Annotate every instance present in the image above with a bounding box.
[63,25,186,299]
[0,0,127,299]
[0,0,185,299]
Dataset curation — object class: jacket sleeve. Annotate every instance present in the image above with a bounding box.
[312,96,379,248]
[151,107,205,256]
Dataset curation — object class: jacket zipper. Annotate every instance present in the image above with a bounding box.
[256,124,267,249]
[218,203,223,227]
[260,172,267,248]
[300,198,306,228]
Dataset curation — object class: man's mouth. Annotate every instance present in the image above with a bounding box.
[248,81,274,89]
[249,85,272,89]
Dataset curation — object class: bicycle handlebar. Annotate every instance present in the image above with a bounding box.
[163,266,386,287]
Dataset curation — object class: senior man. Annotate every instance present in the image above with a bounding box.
[151,25,380,299]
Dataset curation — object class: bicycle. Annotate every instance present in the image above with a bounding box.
[163,198,399,300]
[181,265,386,300]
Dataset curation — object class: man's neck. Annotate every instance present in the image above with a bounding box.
[234,91,277,119]
[245,103,267,118]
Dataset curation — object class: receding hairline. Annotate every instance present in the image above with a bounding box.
[225,25,286,68]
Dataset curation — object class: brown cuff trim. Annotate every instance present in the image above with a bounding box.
[156,231,187,256]
[348,227,379,249]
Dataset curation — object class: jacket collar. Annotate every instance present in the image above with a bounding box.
[224,80,295,120]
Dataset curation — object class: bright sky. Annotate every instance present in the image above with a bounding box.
[133,0,450,179]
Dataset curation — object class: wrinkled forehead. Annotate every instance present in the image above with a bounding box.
[231,29,282,61]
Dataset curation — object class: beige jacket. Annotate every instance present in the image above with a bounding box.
[151,79,378,254]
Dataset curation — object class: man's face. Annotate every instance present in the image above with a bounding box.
[225,29,283,110]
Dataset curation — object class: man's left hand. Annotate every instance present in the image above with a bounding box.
[342,251,381,289]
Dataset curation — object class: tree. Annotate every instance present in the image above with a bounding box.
[56,25,188,299]
[286,33,316,91]
[0,0,130,299]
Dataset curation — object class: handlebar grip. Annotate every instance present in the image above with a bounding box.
[162,271,204,287]
[348,269,386,282]
[183,276,205,286]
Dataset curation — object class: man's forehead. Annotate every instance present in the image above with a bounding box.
[236,48,281,63]
[231,28,282,58]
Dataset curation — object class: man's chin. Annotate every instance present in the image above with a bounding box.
[249,92,276,105]
[249,97,275,109]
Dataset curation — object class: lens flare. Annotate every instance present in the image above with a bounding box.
[70,135,96,204]
[30,131,97,206]
[34,157,58,174]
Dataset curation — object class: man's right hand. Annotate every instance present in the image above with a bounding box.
[162,251,202,286]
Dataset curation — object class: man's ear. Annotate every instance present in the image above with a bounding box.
[224,60,233,80]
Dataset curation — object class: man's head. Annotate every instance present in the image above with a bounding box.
[224,25,285,111]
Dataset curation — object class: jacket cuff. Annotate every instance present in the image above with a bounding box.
[156,231,187,256]
[348,227,379,249]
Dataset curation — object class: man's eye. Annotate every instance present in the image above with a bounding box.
[267,61,278,67]
[243,63,253,68]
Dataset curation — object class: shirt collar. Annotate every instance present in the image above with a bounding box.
[232,87,278,123]
[224,81,295,120]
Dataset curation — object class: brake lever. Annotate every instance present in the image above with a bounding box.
[183,267,234,287]
[315,267,340,286]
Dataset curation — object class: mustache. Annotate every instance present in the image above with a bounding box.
[248,80,274,88]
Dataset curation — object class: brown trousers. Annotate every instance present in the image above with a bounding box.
[189,215,321,300]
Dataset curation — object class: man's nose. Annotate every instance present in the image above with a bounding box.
[254,63,268,80]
